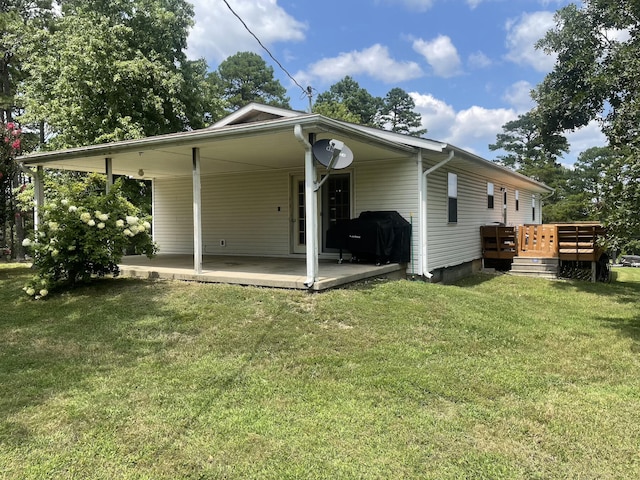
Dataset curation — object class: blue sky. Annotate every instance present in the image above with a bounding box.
[186,0,607,165]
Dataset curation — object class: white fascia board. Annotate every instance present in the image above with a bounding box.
[446,143,553,193]
[18,114,416,167]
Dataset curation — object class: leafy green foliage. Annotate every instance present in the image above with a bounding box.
[210,52,290,111]
[312,100,362,123]
[314,76,382,127]
[535,1,640,244]
[22,176,156,297]
[378,87,426,136]
[20,0,206,148]
[489,111,573,221]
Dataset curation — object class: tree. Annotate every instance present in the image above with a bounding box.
[211,51,290,111]
[378,87,426,137]
[490,112,569,181]
[1,1,54,259]
[314,76,382,127]
[20,0,207,149]
[534,1,640,244]
[489,111,571,221]
[312,101,362,124]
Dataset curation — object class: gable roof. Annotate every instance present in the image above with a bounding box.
[209,103,305,129]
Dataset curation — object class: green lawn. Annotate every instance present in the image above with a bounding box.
[1,264,640,479]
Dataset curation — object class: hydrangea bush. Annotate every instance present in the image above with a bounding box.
[22,178,157,298]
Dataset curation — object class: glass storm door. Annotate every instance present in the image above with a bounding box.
[291,173,351,254]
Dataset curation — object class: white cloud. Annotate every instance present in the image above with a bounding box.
[298,44,423,85]
[468,51,493,69]
[413,36,463,78]
[447,106,517,147]
[187,0,307,64]
[381,0,435,11]
[503,81,535,113]
[505,11,557,73]
[410,92,517,154]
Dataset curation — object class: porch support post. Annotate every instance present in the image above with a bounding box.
[304,134,318,287]
[293,124,317,288]
[192,147,203,274]
[105,157,113,193]
[33,166,44,231]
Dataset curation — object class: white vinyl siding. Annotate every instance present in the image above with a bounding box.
[153,177,194,254]
[424,161,542,272]
[153,170,290,256]
[354,158,420,272]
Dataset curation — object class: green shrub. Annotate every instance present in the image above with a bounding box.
[22,178,156,298]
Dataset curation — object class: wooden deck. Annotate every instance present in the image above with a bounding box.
[481,223,608,281]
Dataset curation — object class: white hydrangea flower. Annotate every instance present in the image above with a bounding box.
[61,199,69,206]
[22,238,32,247]
[97,222,105,229]
[98,213,109,221]
[123,228,133,237]
[68,206,78,213]
[26,288,35,296]
[80,212,91,223]
[52,249,59,257]
[126,215,139,226]
[143,221,151,230]
[94,210,102,217]
[48,221,59,232]
[39,289,48,297]
[88,219,96,227]
[116,219,125,228]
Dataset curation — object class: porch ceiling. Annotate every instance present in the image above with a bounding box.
[19,118,417,179]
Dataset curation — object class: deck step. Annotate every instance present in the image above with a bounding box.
[508,256,559,279]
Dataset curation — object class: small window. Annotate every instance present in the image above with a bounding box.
[448,172,458,223]
[487,182,494,209]
[515,190,520,211]
[532,196,536,222]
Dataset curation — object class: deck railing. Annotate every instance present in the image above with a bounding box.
[517,224,557,258]
[481,223,605,261]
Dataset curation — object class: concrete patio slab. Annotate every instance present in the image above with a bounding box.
[119,255,407,291]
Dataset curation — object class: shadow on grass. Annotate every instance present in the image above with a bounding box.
[550,269,640,304]
[598,314,640,353]
[0,265,279,454]
[0,268,182,429]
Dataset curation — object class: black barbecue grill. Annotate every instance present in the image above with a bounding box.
[326,211,411,265]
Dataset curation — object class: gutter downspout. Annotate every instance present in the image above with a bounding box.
[421,149,455,279]
[294,124,318,288]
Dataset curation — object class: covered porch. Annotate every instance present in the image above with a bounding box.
[118,254,407,291]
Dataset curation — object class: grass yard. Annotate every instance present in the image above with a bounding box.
[1,264,640,479]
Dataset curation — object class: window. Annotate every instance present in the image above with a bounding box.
[532,195,536,221]
[448,172,458,223]
[487,182,494,209]
[515,190,519,211]
[502,187,508,224]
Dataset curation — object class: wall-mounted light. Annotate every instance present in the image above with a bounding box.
[138,169,145,177]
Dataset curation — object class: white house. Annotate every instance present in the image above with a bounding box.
[19,103,552,288]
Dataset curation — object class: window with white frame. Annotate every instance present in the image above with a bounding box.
[532,195,536,221]
[487,182,494,209]
[448,172,458,223]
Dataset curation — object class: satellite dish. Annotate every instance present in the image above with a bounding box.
[312,139,354,170]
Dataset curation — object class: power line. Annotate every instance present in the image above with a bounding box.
[221,0,313,111]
